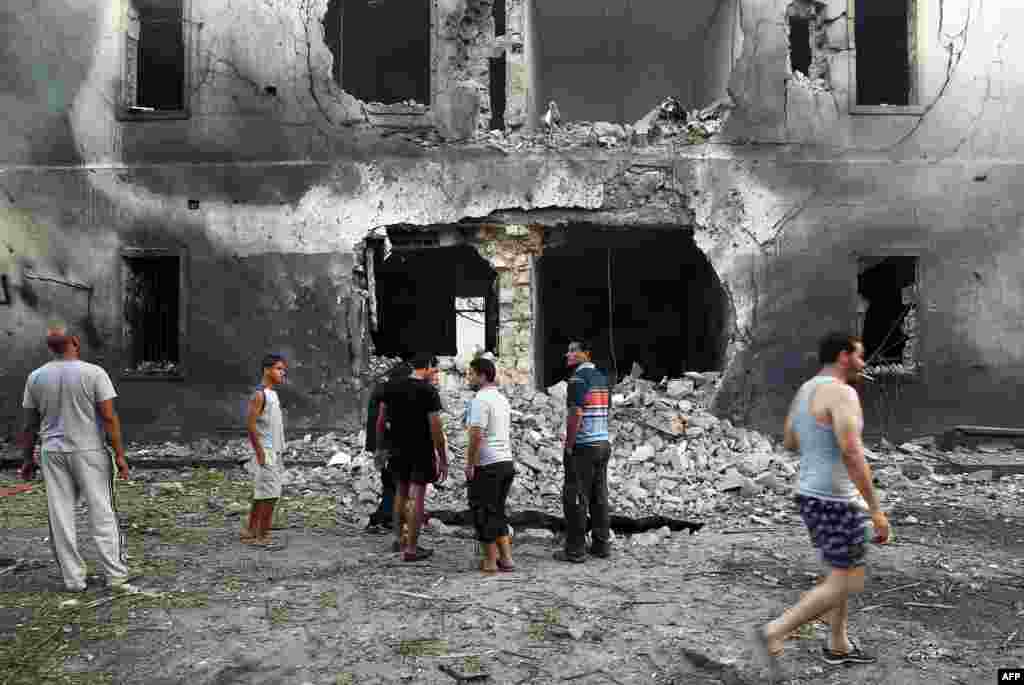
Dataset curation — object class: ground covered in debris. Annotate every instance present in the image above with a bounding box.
[2,437,1023,684]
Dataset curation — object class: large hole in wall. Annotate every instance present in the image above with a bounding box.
[533,0,727,123]
[326,0,431,105]
[536,227,728,388]
[372,242,499,359]
[857,256,919,370]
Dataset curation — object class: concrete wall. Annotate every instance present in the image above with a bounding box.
[4,0,1024,442]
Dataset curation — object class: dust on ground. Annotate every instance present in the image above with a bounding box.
[1,465,1022,685]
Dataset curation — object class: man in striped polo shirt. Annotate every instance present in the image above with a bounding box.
[554,340,611,563]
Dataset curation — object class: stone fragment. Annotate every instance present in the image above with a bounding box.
[631,444,655,463]
[683,371,707,387]
[667,379,695,397]
[900,462,933,480]
[632,531,660,546]
[718,468,746,492]
[327,451,351,467]
[898,443,924,454]
[965,469,994,483]
[516,445,543,473]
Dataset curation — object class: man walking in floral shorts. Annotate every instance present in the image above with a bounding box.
[751,332,891,678]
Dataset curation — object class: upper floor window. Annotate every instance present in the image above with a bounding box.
[120,0,190,120]
[324,0,431,106]
[850,0,923,114]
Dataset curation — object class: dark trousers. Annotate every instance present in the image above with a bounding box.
[469,461,516,543]
[562,442,611,556]
[369,466,395,526]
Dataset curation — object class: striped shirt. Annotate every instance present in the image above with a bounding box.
[567,362,609,445]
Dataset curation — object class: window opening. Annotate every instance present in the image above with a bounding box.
[855,0,911,106]
[789,17,812,76]
[124,0,186,113]
[123,254,182,376]
[489,55,506,130]
[339,0,431,105]
[494,0,506,37]
[857,256,919,374]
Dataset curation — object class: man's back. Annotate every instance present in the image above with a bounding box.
[567,362,609,445]
[382,377,442,456]
[793,376,857,502]
[23,360,116,452]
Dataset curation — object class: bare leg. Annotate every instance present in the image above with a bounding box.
[829,596,851,653]
[763,568,864,655]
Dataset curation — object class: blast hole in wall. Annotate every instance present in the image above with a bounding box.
[857,256,919,365]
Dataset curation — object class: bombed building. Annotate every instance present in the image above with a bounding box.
[1,0,1022,441]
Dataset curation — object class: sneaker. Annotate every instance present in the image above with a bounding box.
[552,550,586,564]
[588,545,611,559]
[821,639,877,665]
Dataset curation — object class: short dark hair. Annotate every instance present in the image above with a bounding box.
[46,332,74,354]
[410,353,438,370]
[470,357,496,383]
[818,332,862,365]
[261,353,287,370]
[568,339,594,355]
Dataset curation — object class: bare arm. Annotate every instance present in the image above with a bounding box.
[466,426,483,467]
[429,411,448,482]
[246,391,267,466]
[782,390,800,450]
[833,386,878,513]
[19,408,41,468]
[429,412,447,458]
[97,399,129,479]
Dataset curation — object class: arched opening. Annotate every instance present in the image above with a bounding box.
[372,242,499,359]
[536,226,729,387]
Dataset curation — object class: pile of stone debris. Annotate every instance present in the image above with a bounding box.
[406,96,733,152]
[255,369,801,523]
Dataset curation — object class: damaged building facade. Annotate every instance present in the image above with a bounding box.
[1,0,1022,441]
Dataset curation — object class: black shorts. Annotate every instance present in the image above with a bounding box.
[796,495,870,570]
[391,449,434,485]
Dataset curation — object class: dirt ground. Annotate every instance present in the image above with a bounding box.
[1,465,1022,685]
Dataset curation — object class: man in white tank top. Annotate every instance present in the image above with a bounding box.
[751,332,891,677]
[242,354,288,547]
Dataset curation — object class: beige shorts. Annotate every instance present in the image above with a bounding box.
[250,449,284,500]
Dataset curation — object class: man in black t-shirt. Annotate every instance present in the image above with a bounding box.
[376,354,448,562]
[364,361,412,533]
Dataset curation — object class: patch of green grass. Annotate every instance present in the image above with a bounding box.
[527,607,561,641]
[222,577,242,593]
[0,479,51,528]
[335,674,354,685]
[318,590,338,609]
[268,606,288,625]
[398,638,447,657]
[463,656,482,674]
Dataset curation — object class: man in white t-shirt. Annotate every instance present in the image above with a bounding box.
[19,323,132,592]
[464,356,516,573]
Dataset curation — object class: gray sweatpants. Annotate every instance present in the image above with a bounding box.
[41,449,128,589]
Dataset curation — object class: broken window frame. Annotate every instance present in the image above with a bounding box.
[326,0,437,126]
[854,252,922,380]
[120,247,189,380]
[117,0,193,121]
[847,0,925,115]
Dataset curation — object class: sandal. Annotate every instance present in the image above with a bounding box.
[821,638,876,665]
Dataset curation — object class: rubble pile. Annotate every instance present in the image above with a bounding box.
[408,97,733,153]
[428,370,799,520]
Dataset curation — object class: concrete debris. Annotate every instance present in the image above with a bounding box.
[965,469,994,483]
